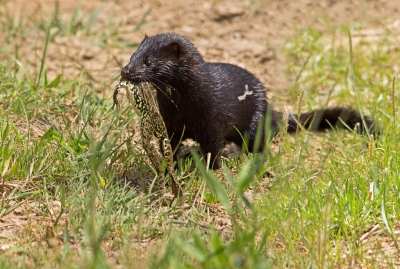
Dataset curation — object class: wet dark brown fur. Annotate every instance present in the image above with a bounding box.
[121,33,375,168]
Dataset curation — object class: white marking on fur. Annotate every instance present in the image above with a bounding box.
[238,84,253,101]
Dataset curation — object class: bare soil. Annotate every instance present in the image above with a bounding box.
[2,0,400,105]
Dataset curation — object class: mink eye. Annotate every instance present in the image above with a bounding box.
[144,59,152,66]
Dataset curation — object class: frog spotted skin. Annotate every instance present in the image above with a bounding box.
[113,80,182,200]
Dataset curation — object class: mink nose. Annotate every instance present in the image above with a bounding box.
[121,66,130,79]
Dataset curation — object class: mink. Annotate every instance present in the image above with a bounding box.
[120,33,375,169]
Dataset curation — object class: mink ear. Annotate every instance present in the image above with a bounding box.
[165,42,184,59]
[139,34,149,47]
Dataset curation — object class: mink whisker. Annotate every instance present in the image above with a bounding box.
[144,76,180,111]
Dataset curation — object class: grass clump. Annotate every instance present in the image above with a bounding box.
[1,2,400,268]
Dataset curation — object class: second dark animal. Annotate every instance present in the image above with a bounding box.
[121,33,375,168]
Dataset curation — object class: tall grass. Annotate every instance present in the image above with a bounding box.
[0,2,399,268]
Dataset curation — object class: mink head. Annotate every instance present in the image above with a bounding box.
[121,33,204,85]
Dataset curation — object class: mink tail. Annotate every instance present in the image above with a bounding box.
[286,107,376,135]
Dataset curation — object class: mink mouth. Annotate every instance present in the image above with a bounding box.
[120,67,148,84]
[124,75,148,84]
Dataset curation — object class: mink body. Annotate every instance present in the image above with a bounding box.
[121,33,375,168]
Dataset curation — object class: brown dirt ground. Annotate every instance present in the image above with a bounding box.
[3,0,400,105]
[1,0,400,267]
